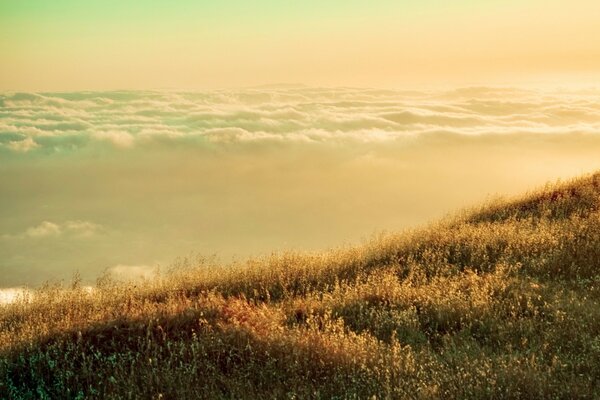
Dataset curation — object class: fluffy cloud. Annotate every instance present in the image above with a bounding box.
[7,137,39,152]
[2,87,600,152]
[25,221,62,237]
[63,220,104,237]
[10,220,103,239]
[92,130,135,148]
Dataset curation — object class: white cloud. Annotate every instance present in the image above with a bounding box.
[8,220,103,239]
[2,87,600,152]
[25,221,62,237]
[63,220,103,237]
[92,130,135,148]
[7,137,39,152]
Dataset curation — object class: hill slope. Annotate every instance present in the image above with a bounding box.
[1,173,600,399]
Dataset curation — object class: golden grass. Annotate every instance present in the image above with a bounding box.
[1,172,600,399]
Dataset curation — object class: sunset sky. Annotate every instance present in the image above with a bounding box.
[2,0,600,91]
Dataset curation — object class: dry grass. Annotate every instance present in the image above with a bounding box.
[1,172,600,399]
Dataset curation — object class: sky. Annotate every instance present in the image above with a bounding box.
[2,0,600,90]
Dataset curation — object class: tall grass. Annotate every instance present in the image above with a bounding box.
[1,172,599,399]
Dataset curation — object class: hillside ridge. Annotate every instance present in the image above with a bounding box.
[1,172,600,399]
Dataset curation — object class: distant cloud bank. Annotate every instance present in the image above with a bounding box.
[2,87,600,153]
[2,86,600,288]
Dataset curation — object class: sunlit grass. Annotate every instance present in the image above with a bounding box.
[1,172,599,399]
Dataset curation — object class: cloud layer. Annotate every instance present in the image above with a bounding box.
[2,86,600,288]
[2,86,600,153]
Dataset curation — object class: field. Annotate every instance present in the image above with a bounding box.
[1,172,600,399]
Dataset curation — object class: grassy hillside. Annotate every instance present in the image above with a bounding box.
[1,172,600,399]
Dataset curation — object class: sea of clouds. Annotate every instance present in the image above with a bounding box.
[2,86,600,293]
[2,86,600,153]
